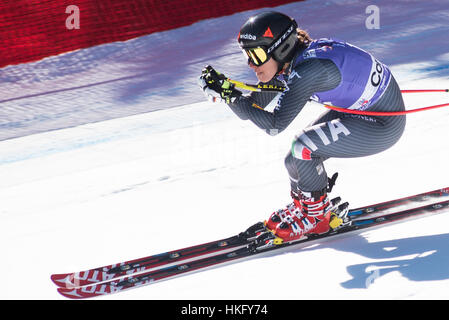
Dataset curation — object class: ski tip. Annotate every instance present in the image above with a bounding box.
[57,285,114,300]
[51,273,76,288]
[57,287,86,299]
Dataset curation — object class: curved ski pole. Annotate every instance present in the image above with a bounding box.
[228,78,449,116]
[228,77,448,94]
[401,89,449,93]
[323,102,449,116]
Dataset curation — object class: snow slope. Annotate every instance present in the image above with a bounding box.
[1,0,449,300]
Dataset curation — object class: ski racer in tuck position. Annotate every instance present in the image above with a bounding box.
[198,11,406,243]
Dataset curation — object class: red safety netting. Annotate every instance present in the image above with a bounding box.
[0,0,303,68]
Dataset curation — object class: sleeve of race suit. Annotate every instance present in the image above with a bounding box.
[227,58,342,135]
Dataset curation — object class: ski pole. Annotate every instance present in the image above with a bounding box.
[229,78,448,94]
[322,102,449,116]
[228,78,449,116]
[401,89,449,93]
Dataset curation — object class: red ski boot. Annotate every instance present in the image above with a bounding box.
[265,173,344,242]
[265,191,302,231]
[274,191,333,242]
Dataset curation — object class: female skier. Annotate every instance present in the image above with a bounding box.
[198,11,406,242]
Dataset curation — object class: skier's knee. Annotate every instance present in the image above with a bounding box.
[284,152,299,176]
[284,152,294,168]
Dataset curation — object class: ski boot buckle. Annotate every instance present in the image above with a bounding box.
[329,202,350,230]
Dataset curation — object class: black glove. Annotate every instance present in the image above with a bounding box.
[198,65,241,104]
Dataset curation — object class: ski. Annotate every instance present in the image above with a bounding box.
[56,197,449,299]
[51,224,262,289]
[51,187,449,289]
[347,186,448,217]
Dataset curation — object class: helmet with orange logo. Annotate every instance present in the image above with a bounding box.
[238,11,299,67]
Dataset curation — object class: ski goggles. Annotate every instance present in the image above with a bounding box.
[240,23,298,66]
[242,47,270,66]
